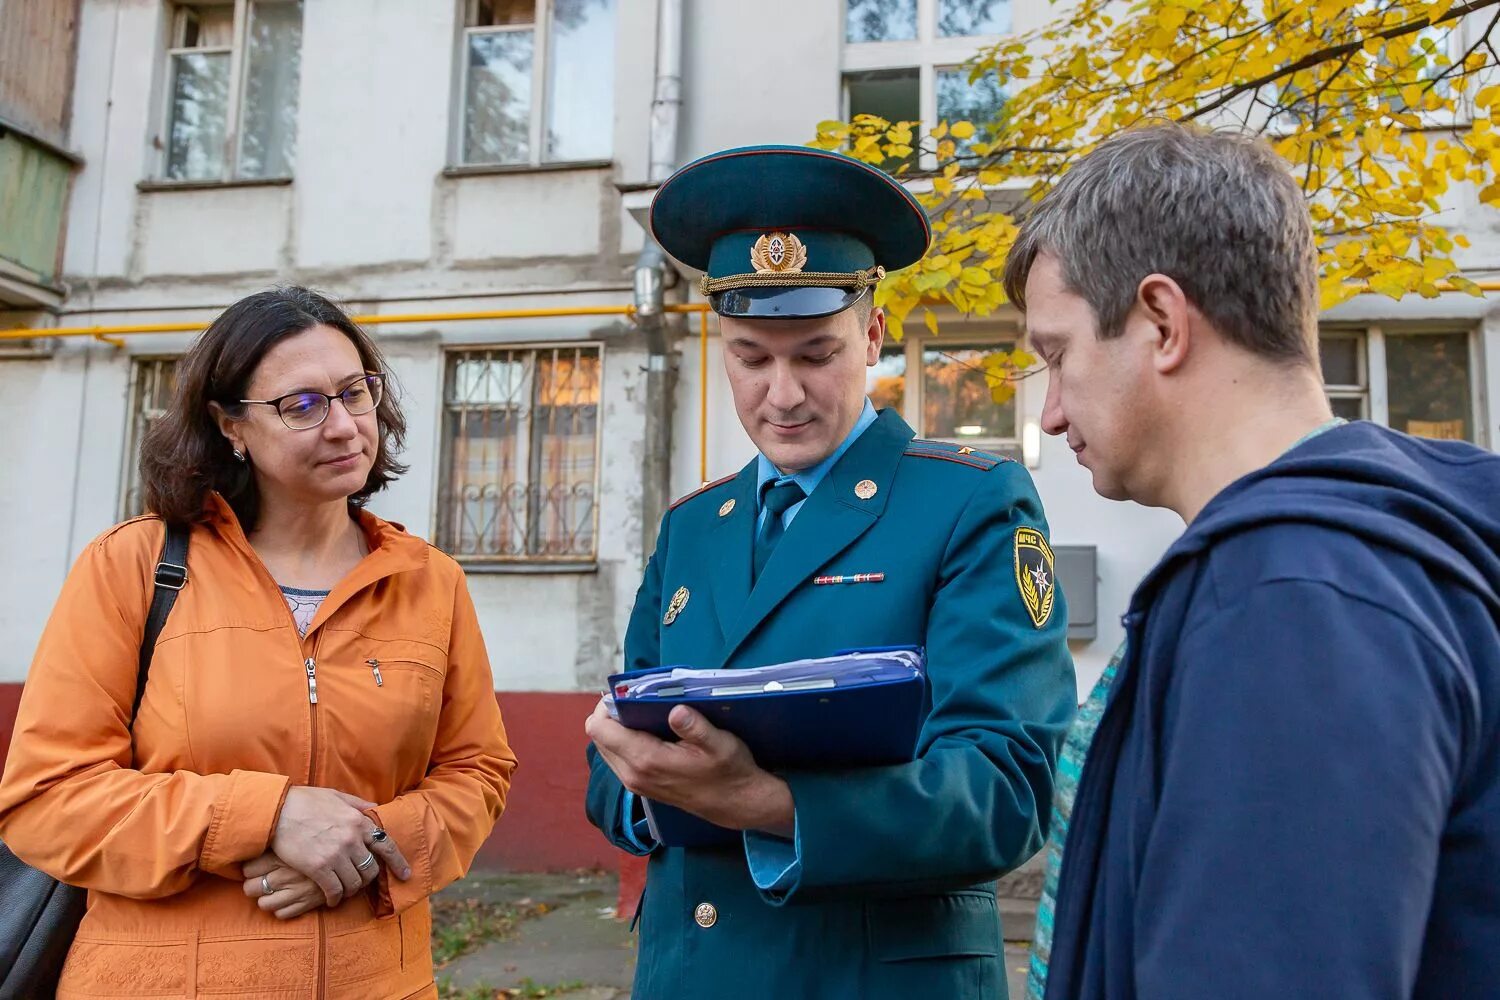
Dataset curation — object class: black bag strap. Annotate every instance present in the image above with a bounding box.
[132,522,190,720]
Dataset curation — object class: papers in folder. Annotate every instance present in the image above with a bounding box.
[609,648,923,704]
[606,647,927,847]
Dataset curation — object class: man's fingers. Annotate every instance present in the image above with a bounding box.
[592,711,664,759]
[668,705,717,746]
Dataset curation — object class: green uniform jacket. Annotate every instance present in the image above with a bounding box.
[586,409,1076,999]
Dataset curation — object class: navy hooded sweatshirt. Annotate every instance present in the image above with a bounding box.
[1044,421,1500,1000]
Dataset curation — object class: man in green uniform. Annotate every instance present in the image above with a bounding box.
[584,144,1076,999]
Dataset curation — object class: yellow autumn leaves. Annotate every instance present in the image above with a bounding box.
[812,0,1500,402]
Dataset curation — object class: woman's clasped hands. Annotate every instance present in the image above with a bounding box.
[240,786,411,920]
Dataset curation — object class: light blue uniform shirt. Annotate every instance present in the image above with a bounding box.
[619,400,881,885]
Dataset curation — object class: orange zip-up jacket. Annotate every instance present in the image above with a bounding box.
[0,494,517,999]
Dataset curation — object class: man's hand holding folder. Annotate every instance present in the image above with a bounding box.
[588,649,926,847]
[586,697,797,839]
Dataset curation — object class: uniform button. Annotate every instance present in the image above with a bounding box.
[693,902,718,928]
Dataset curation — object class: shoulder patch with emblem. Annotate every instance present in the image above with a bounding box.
[903,439,1010,471]
[669,473,737,510]
[1014,526,1056,629]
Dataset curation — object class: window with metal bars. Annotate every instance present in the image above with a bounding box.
[438,344,601,562]
[120,357,180,519]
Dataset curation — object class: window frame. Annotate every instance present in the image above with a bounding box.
[841,0,1010,170]
[452,0,614,170]
[157,0,301,183]
[1320,323,1486,445]
[118,355,181,521]
[872,327,1026,457]
[434,340,605,568]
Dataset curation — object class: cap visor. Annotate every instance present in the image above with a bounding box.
[711,285,865,320]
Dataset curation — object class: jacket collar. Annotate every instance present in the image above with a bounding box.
[203,492,430,635]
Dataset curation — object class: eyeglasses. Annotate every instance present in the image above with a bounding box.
[239,373,385,431]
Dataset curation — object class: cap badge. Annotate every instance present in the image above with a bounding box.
[751,232,808,274]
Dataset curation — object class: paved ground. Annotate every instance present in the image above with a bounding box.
[435,862,1041,999]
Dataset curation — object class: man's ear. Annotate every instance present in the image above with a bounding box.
[1137,273,1193,375]
[863,305,886,366]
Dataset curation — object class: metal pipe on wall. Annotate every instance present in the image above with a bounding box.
[633,0,685,561]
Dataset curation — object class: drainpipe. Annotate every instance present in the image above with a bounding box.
[634,0,684,558]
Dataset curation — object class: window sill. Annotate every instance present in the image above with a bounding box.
[137,176,294,193]
[442,159,612,179]
[456,559,599,575]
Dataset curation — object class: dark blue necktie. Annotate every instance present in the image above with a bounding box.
[753,479,806,584]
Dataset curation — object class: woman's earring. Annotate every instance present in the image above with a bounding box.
[233,448,246,463]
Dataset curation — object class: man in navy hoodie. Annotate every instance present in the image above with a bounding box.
[1006,122,1500,1000]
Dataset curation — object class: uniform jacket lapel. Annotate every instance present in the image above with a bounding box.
[715,409,915,666]
[708,464,760,641]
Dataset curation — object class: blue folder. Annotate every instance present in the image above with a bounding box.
[607,647,926,848]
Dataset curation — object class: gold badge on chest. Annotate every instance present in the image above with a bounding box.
[663,586,690,626]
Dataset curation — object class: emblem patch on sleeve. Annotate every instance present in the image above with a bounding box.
[1014,527,1056,629]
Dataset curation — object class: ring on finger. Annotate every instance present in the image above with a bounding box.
[355,852,377,872]
[369,828,389,844]
[261,874,275,897]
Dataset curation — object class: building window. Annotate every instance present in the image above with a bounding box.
[459,0,616,167]
[121,358,180,519]
[163,0,303,182]
[1319,331,1368,421]
[439,345,601,562]
[866,334,1021,456]
[842,0,1009,169]
[1319,328,1479,442]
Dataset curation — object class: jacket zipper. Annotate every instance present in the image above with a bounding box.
[303,630,327,1000]
[367,657,383,686]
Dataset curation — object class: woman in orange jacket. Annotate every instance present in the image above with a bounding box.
[0,286,517,998]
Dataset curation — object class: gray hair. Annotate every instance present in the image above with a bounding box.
[1003,122,1319,365]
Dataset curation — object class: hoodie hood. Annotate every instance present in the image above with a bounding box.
[1132,421,1500,615]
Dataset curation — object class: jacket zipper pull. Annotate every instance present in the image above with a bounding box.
[304,657,318,704]
[368,658,383,687]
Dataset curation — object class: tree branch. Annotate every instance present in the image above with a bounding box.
[1423,6,1500,92]
[1183,0,1500,122]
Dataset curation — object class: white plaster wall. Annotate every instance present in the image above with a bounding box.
[1481,312,1500,447]
[294,2,454,269]
[0,355,85,683]
[680,0,843,158]
[65,0,168,279]
[451,170,608,262]
[365,332,444,535]
[139,185,292,276]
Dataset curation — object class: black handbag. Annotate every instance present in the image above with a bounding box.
[0,523,190,1000]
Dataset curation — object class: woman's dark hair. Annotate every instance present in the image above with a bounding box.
[140,285,408,528]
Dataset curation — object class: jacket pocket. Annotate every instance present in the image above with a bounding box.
[363,649,445,713]
[865,890,1001,962]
